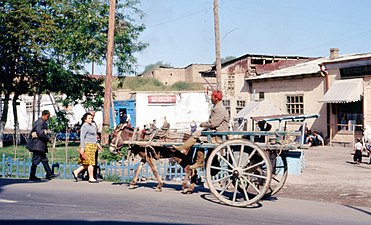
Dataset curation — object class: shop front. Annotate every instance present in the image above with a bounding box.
[320,53,371,142]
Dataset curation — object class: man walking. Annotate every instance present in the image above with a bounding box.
[29,110,57,180]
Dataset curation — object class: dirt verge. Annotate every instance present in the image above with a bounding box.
[276,145,371,208]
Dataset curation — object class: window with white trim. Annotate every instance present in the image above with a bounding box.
[236,100,246,113]
[223,100,230,116]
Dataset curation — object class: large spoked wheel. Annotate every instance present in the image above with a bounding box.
[205,139,272,207]
[265,151,288,197]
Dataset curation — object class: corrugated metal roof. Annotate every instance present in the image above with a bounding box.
[255,59,311,74]
[234,99,287,119]
[246,58,326,81]
[319,78,363,103]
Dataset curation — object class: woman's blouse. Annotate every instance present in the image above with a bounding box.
[80,122,97,149]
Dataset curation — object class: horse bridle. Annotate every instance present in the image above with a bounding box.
[110,127,124,150]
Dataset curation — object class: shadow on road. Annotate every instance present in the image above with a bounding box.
[111,181,211,194]
[0,178,49,193]
[200,193,263,209]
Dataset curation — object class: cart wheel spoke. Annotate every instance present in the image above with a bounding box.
[219,178,233,195]
[211,174,233,184]
[210,165,233,173]
[216,152,234,169]
[206,139,272,207]
[243,172,269,180]
[264,153,288,197]
[226,145,238,167]
[243,160,265,172]
[242,176,261,194]
[238,177,250,201]
[232,178,239,202]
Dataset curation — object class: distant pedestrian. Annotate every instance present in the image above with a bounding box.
[353,137,363,164]
[119,112,128,125]
[28,110,57,180]
[72,112,102,183]
[151,119,158,131]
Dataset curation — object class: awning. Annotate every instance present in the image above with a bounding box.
[319,78,363,103]
[234,99,287,120]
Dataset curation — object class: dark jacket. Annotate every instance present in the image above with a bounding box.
[30,118,50,153]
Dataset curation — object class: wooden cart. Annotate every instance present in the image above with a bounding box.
[120,114,319,207]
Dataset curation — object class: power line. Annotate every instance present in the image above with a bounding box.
[146,7,212,29]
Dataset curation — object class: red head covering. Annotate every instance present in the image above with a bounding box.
[212,90,223,101]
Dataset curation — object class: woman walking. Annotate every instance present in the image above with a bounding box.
[72,112,102,183]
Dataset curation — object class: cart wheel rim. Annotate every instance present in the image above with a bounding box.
[205,139,272,207]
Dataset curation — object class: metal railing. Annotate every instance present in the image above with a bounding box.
[0,153,192,181]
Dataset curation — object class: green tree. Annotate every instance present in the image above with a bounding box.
[213,56,236,64]
[0,0,147,143]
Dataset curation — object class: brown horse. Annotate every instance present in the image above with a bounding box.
[109,124,198,193]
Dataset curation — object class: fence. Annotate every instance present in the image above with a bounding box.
[0,154,194,182]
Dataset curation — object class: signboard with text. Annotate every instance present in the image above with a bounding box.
[148,95,176,104]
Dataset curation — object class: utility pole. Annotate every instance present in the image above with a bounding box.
[102,0,116,145]
[213,0,222,90]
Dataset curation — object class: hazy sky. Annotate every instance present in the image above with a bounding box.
[92,0,371,75]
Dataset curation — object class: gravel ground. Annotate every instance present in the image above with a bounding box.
[276,145,371,208]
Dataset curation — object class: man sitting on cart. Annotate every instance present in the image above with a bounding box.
[173,90,229,169]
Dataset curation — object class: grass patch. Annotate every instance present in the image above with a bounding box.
[1,142,127,164]
[104,175,125,183]
[1,142,80,163]
[114,77,203,91]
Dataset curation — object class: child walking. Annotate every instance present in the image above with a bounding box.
[353,137,363,164]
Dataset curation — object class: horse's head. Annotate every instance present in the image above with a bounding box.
[109,124,134,154]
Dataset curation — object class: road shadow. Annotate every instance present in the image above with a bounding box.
[111,181,210,193]
[0,220,198,225]
[200,193,263,209]
[113,181,276,208]
[0,178,50,193]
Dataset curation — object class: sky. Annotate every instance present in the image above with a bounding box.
[92,0,371,75]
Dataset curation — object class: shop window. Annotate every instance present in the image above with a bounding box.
[26,102,33,112]
[236,100,245,113]
[286,95,304,114]
[259,92,265,100]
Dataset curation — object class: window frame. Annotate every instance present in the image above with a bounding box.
[286,94,304,114]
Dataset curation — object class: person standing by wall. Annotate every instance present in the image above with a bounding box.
[29,110,57,180]
[72,112,102,183]
[119,112,127,125]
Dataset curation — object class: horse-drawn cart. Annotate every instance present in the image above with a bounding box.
[110,114,319,207]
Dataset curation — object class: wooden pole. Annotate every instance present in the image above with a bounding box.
[213,0,222,90]
[102,0,116,145]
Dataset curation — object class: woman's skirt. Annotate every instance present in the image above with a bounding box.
[78,143,98,166]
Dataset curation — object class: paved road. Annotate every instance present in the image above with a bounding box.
[0,178,370,225]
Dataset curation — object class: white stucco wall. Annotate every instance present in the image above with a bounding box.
[135,92,210,131]
[251,77,327,133]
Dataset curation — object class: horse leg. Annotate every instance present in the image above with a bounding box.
[129,159,146,189]
[187,170,199,194]
[181,165,194,194]
[147,157,163,192]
